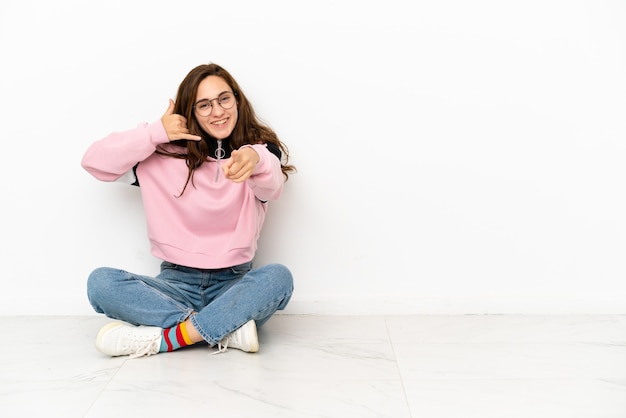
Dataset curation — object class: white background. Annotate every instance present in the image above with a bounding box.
[0,0,624,315]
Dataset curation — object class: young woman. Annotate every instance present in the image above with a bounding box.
[82,63,296,357]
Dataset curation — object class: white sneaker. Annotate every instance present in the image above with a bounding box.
[96,322,162,358]
[214,320,259,354]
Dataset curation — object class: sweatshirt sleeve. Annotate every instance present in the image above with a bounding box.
[245,143,285,202]
[81,121,169,182]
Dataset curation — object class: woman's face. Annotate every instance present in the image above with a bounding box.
[194,75,238,140]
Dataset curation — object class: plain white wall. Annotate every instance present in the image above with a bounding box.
[0,0,624,315]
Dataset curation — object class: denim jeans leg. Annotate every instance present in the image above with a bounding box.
[191,263,294,345]
[87,266,194,328]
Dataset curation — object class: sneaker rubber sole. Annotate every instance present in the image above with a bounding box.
[95,321,125,354]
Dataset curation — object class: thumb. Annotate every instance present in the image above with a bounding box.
[163,99,175,116]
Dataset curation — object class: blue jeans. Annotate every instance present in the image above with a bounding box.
[87,261,294,346]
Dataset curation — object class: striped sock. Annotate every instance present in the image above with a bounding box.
[159,322,194,352]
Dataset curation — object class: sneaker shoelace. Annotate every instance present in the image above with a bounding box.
[127,335,161,359]
[210,332,238,356]
[210,341,229,355]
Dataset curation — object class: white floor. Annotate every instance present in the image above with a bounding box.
[2,315,626,417]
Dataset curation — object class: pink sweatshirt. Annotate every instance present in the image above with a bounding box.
[81,120,285,269]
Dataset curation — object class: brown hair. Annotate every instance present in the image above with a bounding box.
[157,63,295,194]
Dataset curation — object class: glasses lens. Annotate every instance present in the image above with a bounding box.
[218,93,235,110]
[195,101,212,116]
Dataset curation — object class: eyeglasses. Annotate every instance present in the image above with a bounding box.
[193,92,237,116]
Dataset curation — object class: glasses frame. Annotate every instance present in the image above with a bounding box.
[193,91,237,117]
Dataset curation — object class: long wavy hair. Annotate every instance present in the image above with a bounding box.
[156,63,296,194]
